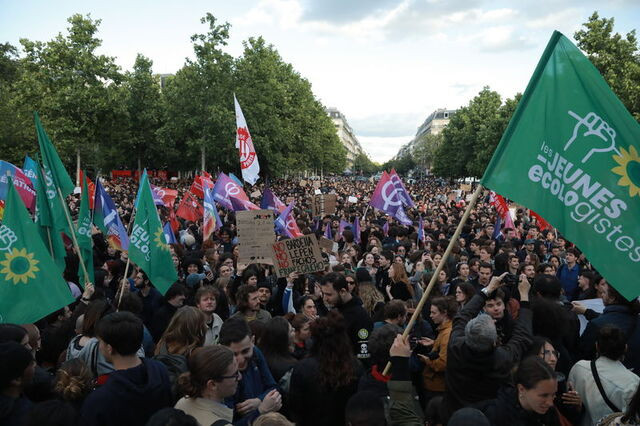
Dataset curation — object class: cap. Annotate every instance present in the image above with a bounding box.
[186,273,206,288]
[525,239,536,245]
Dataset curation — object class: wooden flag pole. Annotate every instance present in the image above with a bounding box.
[382,184,485,375]
[56,187,91,285]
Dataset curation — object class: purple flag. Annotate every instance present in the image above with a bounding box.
[417,216,424,242]
[275,202,302,238]
[324,222,333,240]
[383,220,389,236]
[338,219,350,240]
[312,217,320,232]
[369,171,412,225]
[261,187,286,213]
[390,169,415,208]
[230,196,259,211]
[492,215,502,240]
[212,172,250,210]
[353,216,361,244]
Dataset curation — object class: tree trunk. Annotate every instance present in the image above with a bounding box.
[201,146,206,172]
[137,155,142,175]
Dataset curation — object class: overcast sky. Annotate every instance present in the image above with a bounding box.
[2,0,639,162]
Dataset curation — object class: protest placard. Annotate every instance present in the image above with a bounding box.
[347,196,358,203]
[313,181,321,189]
[236,209,275,264]
[460,183,472,191]
[299,179,307,187]
[318,236,339,253]
[250,190,261,198]
[312,194,337,216]
[271,234,326,277]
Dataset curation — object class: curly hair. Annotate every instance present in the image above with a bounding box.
[54,359,93,402]
[310,311,356,388]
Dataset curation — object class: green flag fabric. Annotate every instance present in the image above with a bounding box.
[76,174,95,286]
[34,112,74,198]
[129,171,177,295]
[0,179,74,324]
[34,157,67,273]
[481,31,640,301]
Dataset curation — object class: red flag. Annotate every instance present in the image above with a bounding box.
[530,210,551,231]
[176,191,203,222]
[489,191,515,229]
[190,174,214,199]
[79,170,95,209]
[169,205,180,232]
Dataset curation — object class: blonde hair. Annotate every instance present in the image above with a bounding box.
[54,359,93,402]
[358,282,384,316]
[253,412,295,426]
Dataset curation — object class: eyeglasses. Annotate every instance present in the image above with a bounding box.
[217,370,241,381]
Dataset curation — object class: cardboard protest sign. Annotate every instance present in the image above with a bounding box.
[319,236,339,253]
[236,209,275,264]
[312,194,337,216]
[460,183,472,191]
[299,180,307,187]
[271,234,326,277]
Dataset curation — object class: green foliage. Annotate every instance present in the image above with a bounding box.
[432,87,520,178]
[574,12,640,121]
[352,152,377,174]
[234,36,346,177]
[14,14,127,173]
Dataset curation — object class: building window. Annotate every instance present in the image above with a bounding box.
[444,112,449,118]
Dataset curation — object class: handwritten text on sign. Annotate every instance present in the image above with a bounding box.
[271,234,326,277]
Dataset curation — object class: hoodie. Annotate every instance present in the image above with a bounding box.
[79,358,172,426]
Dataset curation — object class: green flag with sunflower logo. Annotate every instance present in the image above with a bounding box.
[129,170,177,295]
[481,31,640,301]
[0,179,74,324]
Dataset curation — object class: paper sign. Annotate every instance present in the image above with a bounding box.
[460,184,472,191]
[577,298,605,335]
[347,196,358,203]
[236,209,275,265]
[312,194,337,216]
[271,234,326,277]
[250,190,261,198]
[314,189,322,195]
[313,181,321,189]
[299,180,307,187]
[319,236,339,253]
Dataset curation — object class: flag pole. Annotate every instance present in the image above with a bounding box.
[382,183,484,375]
[56,187,91,285]
[117,187,140,310]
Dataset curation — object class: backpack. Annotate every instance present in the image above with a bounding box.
[154,353,188,399]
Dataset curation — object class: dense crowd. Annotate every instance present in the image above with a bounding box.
[1,175,639,426]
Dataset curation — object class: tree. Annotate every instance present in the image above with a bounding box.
[15,14,126,175]
[234,36,346,177]
[352,152,377,175]
[0,43,31,165]
[159,13,235,173]
[412,132,443,172]
[574,12,640,121]
[123,54,165,171]
[432,87,519,178]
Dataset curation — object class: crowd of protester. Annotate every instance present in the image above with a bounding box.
[1,174,640,426]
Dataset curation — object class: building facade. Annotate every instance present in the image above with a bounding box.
[394,108,456,160]
[326,107,364,170]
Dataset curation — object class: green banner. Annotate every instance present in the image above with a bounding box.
[482,31,640,301]
[76,174,95,286]
[129,170,177,295]
[0,179,74,324]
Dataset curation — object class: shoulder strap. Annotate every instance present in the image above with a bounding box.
[590,359,620,412]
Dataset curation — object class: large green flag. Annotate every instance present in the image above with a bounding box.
[76,174,94,286]
[0,179,74,324]
[34,157,67,273]
[34,113,74,246]
[482,31,640,300]
[34,112,74,198]
[129,171,177,295]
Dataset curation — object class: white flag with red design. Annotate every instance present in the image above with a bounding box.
[234,94,260,185]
